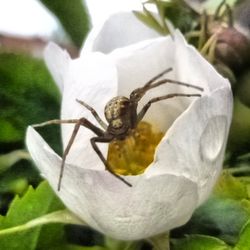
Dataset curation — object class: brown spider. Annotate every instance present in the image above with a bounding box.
[33,68,203,190]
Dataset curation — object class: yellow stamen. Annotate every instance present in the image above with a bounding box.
[107,122,164,175]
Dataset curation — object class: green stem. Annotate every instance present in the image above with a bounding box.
[147,232,170,250]
[0,210,84,236]
[200,33,218,56]
[224,166,250,175]
[0,150,31,174]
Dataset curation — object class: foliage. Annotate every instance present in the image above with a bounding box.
[40,0,90,48]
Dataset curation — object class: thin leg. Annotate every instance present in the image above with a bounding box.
[33,118,104,137]
[129,68,173,102]
[58,118,106,191]
[145,78,204,92]
[33,119,80,128]
[144,67,173,87]
[58,120,81,191]
[32,118,105,190]
[137,93,201,122]
[91,137,132,187]
[76,99,108,129]
[130,75,203,106]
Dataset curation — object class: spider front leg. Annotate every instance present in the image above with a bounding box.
[76,99,108,130]
[33,118,105,191]
[137,93,202,123]
[90,137,132,187]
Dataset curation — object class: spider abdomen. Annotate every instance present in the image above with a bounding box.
[104,96,131,133]
[104,96,130,121]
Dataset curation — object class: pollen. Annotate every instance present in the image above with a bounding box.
[107,122,164,175]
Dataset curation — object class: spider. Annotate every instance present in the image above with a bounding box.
[33,68,203,190]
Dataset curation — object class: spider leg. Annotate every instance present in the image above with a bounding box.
[76,99,108,130]
[91,137,132,187]
[33,118,105,191]
[144,67,173,87]
[137,93,202,123]
[145,78,204,92]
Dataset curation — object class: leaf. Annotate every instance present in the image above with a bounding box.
[0,181,65,250]
[172,235,231,250]
[50,246,107,250]
[173,196,250,245]
[228,97,250,156]
[40,0,89,48]
[214,172,248,200]
[133,9,166,35]
[0,53,60,152]
[234,219,250,250]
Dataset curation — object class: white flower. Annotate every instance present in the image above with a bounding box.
[26,12,233,240]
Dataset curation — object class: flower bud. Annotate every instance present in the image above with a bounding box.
[214,27,250,70]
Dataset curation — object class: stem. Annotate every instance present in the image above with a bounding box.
[200,33,218,57]
[0,210,84,236]
[224,166,250,175]
[147,232,170,250]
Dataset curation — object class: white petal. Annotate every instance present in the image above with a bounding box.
[26,126,198,240]
[60,52,118,169]
[25,126,99,229]
[44,42,70,92]
[146,86,233,205]
[83,12,160,54]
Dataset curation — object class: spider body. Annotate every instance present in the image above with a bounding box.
[104,96,132,138]
[33,68,204,190]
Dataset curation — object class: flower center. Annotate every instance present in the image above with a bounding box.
[107,122,164,175]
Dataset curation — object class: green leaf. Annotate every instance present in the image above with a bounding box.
[0,181,65,250]
[133,9,166,35]
[173,196,250,245]
[50,246,107,250]
[40,0,89,48]
[214,172,248,200]
[228,97,250,157]
[234,219,250,250]
[172,235,231,250]
[0,53,60,152]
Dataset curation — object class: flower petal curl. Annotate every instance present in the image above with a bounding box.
[26,126,198,240]
[83,12,160,54]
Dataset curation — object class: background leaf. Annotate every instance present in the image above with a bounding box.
[234,219,250,250]
[173,196,250,245]
[40,0,90,48]
[0,52,61,152]
[172,235,231,250]
[0,181,65,250]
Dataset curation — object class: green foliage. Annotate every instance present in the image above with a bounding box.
[228,97,250,156]
[214,173,248,200]
[0,181,65,250]
[133,8,167,35]
[234,219,250,250]
[172,235,231,250]
[0,53,60,150]
[40,0,89,48]
[174,196,250,245]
